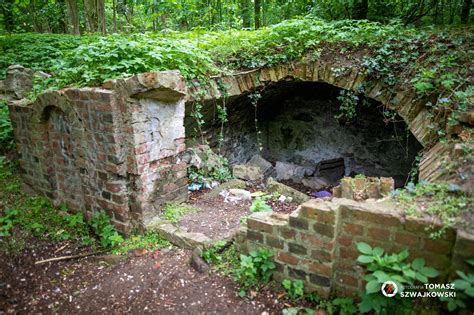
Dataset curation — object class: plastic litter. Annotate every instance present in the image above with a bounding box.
[311,190,332,198]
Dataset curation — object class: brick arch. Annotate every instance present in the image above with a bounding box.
[189,62,439,147]
[186,61,457,182]
[33,95,86,212]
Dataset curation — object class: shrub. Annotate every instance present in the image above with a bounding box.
[89,210,124,248]
[356,242,439,313]
[282,279,305,301]
[249,196,272,213]
[0,101,13,152]
[234,248,276,297]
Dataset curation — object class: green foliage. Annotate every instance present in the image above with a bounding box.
[187,154,232,185]
[249,196,272,213]
[89,210,124,248]
[0,33,82,79]
[0,208,18,236]
[162,202,198,223]
[51,34,217,88]
[282,279,305,301]
[356,242,439,314]
[113,231,172,255]
[0,101,14,152]
[335,89,359,121]
[209,157,233,183]
[439,259,474,311]
[234,248,276,297]
[394,181,470,237]
[0,160,124,249]
[201,240,226,264]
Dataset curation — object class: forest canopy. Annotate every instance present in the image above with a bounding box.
[0,0,472,35]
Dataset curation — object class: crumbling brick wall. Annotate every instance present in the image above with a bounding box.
[243,198,474,298]
[4,66,188,233]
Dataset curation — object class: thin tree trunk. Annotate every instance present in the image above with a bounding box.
[112,0,117,32]
[66,0,80,35]
[1,0,14,33]
[96,0,106,34]
[461,0,472,23]
[83,0,96,32]
[255,0,261,29]
[240,0,251,28]
[353,0,368,19]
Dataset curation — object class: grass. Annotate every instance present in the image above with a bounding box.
[112,231,173,255]
[161,202,200,223]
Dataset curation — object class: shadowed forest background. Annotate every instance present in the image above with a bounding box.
[0,0,472,34]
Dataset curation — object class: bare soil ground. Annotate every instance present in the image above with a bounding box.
[181,186,299,241]
[0,236,286,314]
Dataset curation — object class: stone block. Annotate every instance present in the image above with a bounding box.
[232,165,263,181]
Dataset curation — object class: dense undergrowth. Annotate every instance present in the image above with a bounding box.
[0,159,170,255]
[1,18,472,137]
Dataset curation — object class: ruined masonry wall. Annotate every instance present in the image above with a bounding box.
[243,198,474,298]
[6,67,189,233]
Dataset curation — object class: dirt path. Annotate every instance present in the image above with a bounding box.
[0,239,282,314]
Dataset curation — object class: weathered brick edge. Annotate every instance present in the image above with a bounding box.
[241,198,474,298]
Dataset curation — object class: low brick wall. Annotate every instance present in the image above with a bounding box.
[243,198,474,298]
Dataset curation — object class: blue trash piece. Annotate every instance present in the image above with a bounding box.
[311,190,332,198]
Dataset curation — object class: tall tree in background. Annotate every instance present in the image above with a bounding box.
[112,0,117,32]
[240,0,251,28]
[353,0,368,19]
[83,0,106,34]
[66,0,80,34]
[97,0,106,34]
[1,0,15,32]
[461,0,472,23]
[254,0,261,28]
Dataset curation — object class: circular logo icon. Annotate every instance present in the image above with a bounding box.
[381,281,398,297]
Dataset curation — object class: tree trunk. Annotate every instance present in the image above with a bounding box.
[112,0,117,32]
[1,0,14,32]
[96,0,106,34]
[255,0,261,29]
[83,0,96,32]
[352,0,368,19]
[240,0,251,28]
[66,0,81,35]
[461,0,472,23]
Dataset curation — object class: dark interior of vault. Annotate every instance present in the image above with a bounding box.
[185,81,423,190]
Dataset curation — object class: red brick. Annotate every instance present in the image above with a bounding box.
[423,239,453,255]
[300,233,334,250]
[368,227,391,240]
[342,223,364,235]
[395,232,420,246]
[277,252,299,265]
[311,250,332,262]
[105,181,123,193]
[300,202,335,224]
[341,206,401,226]
[339,247,359,260]
[280,227,296,240]
[247,219,274,234]
[307,262,332,276]
[336,273,358,287]
[338,237,352,247]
